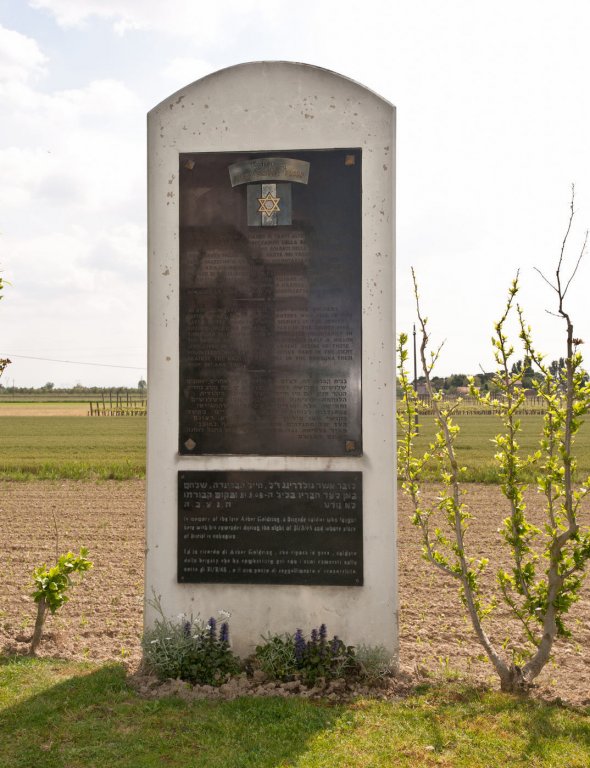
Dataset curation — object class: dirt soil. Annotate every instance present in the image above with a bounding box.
[2,480,589,706]
[1,480,144,663]
[0,404,88,416]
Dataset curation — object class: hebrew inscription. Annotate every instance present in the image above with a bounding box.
[178,148,362,456]
[178,471,363,585]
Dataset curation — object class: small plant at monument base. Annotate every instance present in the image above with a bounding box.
[254,625,358,686]
[30,547,93,655]
[142,593,240,686]
[355,644,396,685]
[253,632,298,681]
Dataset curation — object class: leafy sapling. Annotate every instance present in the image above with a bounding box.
[398,192,590,692]
[30,547,92,655]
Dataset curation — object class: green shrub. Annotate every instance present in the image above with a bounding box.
[254,633,298,681]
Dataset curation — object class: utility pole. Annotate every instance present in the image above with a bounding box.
[413,324,419,432]
[412,324,417,393]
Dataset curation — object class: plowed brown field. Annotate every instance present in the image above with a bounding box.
[1,480,589,705]
[0,403,88,416]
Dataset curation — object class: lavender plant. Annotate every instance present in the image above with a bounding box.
[398,192,590,692]
[142,593,239,685]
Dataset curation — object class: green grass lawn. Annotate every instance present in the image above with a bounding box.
[0,417,145,480]
[405,414,590,483]
[1,658,589,767]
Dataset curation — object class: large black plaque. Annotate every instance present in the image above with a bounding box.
[179,148,362,456]
[178,471,363,586]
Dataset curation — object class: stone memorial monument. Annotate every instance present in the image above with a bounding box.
[146,61,396,658]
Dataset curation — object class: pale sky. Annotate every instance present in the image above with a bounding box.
[1,0,590,387]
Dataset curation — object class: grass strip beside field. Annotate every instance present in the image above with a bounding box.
[1,658,589,767]
[406,415,590,483]
[1,413,590,482]
[0,416,145,480]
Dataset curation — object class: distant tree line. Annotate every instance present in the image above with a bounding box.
[396,358,586,397]
[0,381,147,395]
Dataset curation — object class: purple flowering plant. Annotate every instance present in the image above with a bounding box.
[294,628,306,664]
[142,592,239,686]
[254,624,358,685]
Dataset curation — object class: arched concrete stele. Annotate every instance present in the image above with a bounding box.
[146,62,396,658]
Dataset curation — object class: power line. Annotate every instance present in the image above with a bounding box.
[0,353,145,371]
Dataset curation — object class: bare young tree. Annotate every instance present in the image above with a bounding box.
[398,190,590,692]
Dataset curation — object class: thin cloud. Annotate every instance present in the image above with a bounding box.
[29,0,266,40]
[0,24,47,81]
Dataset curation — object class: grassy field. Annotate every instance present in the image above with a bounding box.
[1,413,590,481]
[0,393,144,403]
[1,658,589,768]
[406,414,590,483]
[0,416,145,480]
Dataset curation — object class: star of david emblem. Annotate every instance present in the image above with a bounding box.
[245,182,293,226]
[228,157,310,227]
[257,191,281,217]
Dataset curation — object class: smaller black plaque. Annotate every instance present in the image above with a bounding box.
[178,470,363,586]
